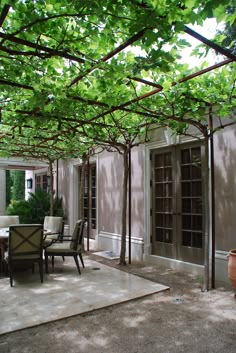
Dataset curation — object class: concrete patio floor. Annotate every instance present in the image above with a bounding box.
[0,253,236,353]
[0,256,168,335]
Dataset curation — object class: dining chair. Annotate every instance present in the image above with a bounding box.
[0,215,20,273]
[45,219,85,274]
[7,224,44,287]
[0,215,19,228]
[43,216,64,247]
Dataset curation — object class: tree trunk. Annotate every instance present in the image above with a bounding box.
[49,160,54,216]
[120,147,129,265]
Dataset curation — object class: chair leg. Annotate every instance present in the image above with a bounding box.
[73,255,81,274]
[79,253,85,268]
[9,263,13,287]
[45,253,49,274]
[52,256,54,268]
[39,259,43,283]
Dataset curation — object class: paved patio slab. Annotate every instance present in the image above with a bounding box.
[0,257,168,335]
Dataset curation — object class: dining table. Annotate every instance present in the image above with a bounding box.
[0,227,9,272]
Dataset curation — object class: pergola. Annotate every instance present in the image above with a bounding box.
[0,1,235,289]
[0,2,235,157]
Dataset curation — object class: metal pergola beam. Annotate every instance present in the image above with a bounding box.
[0,5,10,28]
[184,26,236,61]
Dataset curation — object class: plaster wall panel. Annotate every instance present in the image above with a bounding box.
[98,146,145,239]
[214,123,236,251]
[57,159,71,224]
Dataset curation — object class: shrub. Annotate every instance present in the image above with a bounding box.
[6,189,64,224]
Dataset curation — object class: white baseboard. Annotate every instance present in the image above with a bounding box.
[98,231,144,262]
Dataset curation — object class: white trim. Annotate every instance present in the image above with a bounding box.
[99,231,144,244]
[144,254,204,276]
[215,250,231,284]
[69,155,99,248]
[98,231,144,262]
[0,157,48,169]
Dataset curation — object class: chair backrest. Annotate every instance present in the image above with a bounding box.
[43,216,63,234]
[9,224,43,260]
[70,220,85,250]
[0,215,19,228]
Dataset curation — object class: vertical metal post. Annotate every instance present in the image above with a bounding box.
[87,158,90,252]
[56,159,59,200]
[128,148,131,264]
[209,111,215,288]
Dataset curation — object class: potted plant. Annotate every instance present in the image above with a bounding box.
[227,249,236,297]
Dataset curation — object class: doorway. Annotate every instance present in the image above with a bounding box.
[151,143,204,265]
[80,164,96,239]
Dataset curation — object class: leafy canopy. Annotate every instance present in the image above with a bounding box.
[0,0,235,160]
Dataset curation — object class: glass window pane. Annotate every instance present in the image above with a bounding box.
[182,199,191,213]
[182,182,191,196]
[192,198,202,213]
[182,231,191,246]
[181,166,191,180]
[155,168,163,181]
[164,153,171,166]
[181,149,190,164]
[156,184,164,197]
[155,154,163,167]
[192,181,202,196]
[191,147,201,163]
[192,233,203,248]
[192,165,201,179]
[182,215,191,229]
[164,167,172,181]
[156,198,163,212]
[164,198,172,212]
[156,228,164,242]
[192,215,202,230]
[165,183,172,197]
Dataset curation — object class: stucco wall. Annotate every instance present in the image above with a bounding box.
[98,147,145,238]
[214,124,236,252]
[57,159,70,224]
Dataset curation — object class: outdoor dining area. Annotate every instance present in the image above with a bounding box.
[0,215,168,336]
[0,215,86,286]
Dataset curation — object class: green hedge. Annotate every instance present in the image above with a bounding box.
[6,189,64,224]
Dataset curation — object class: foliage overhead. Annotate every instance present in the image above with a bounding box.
[0,0,235,161]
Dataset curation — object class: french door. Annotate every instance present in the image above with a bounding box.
[81,164,96,239]
[151,143,204,265]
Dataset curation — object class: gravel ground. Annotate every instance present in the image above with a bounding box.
[0,253,235,353]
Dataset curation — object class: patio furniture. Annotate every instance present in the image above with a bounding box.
[45,219,85,274]
[43,216,64,247]
[0,228,9,273]
[0,216,20,272]
[0,215,19,228]
[7,224,44,287]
